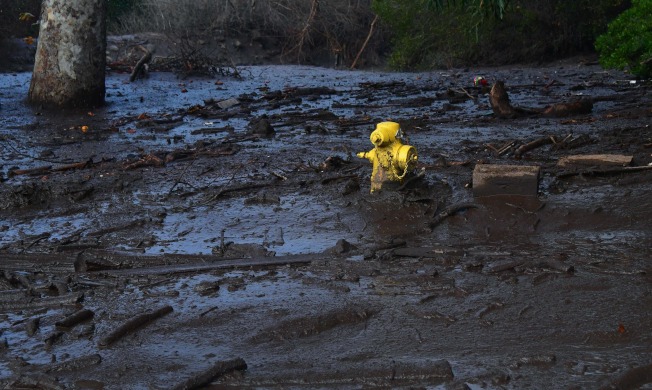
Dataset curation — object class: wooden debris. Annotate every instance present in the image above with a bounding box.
[489,81,539,118]
[489,81,593,119]
[429,202,480,229]
[542,100,593,116]
[514,136,555,158]
[350,14,379,69]
[123,154,165,170]
[558,165,652,178]
[0,293,83,312]
[130,46,152,82]
[8,165,53,177]
[48,353,102,373]
[557,154,633,168]
[100,253,326,277]
[26,317,40,336]
[484,259,526,273]
[98,305,173,347]
[472,164,540,197]
[171,358,247,390]
[8,373,65,390]
[55,308,94,329]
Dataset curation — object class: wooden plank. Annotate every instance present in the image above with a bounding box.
[473,164,540,197]
[557,154,633,168]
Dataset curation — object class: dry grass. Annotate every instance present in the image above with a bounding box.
[113,0,387,71]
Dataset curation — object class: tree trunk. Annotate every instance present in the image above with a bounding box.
[28,0,107,108]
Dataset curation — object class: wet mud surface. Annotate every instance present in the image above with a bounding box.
[0,60,651,389]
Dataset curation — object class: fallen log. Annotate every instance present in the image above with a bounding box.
[490,81,593,119]
[55,308,94,329]
[98,253,326,277]
[98,305,173,347]
[171,358,248,390]
[0,293,83,312]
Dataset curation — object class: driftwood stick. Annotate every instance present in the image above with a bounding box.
[98,305,173,347]
[429,202,480,229]
[514,136,555,158]
[55,308,94,329]
[171,358,247,390]
[8,165,52,177]
[130,48,152,82]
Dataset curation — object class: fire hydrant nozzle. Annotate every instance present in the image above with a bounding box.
[357,122,418,193]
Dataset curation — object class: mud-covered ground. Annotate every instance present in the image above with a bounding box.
[0,58,651,389]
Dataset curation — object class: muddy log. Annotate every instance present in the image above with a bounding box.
[489,81,540,118]
[55,308,94,329]
[489,81,593,119]
[171,358,247,390]
[0,293,83,312]
[98,305,173,347]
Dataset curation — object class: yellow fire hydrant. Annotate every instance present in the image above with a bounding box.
[357,122,418,193]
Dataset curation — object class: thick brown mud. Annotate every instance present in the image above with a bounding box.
[0,59,651,389]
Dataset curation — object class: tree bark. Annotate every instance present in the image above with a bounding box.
[28,0,107,108]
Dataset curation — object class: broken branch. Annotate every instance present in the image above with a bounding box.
[98,305,173,347]
[429,202,480,229]
[171,358,247,390]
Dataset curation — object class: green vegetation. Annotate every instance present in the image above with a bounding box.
[595,0,652,78]
[372,0,630,70]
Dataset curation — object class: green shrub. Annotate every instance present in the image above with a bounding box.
[373,0,632,70]
[595,0,652,78]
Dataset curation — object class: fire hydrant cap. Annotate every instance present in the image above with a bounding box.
[370,121,400,147]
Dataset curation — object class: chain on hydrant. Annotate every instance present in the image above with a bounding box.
[357,121,418,193]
